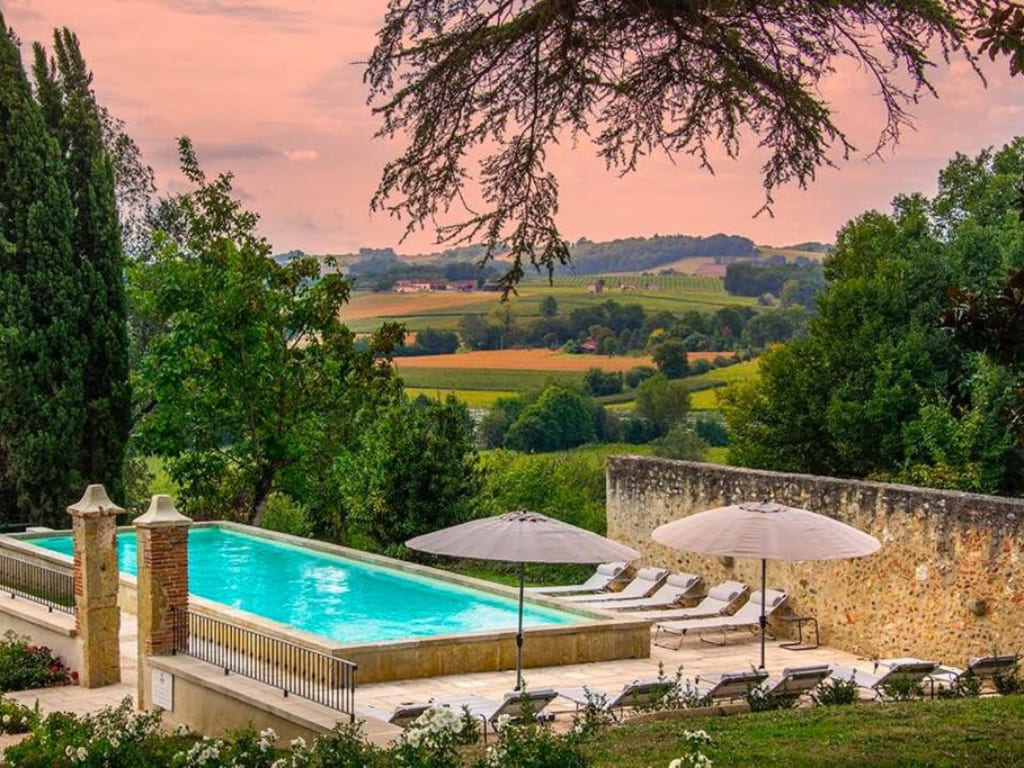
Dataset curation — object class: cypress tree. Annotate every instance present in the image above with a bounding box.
[33,30,131,501]
[0,13,85,525]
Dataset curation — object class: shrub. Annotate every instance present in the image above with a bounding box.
[994,663,1023,696]
[651,340,689,378]
[0,632,70,692]
[878,675,925,701]
[505,387,596,452]
[634,374,691,436]
[624,365,657,389]
[0,698,35,734]
[478,718,591,768]
[811,675,859,706]
[650,425,706,460]
[583,368,623,397]
[259,492,313,537]
[694,417,729,447]
[744,686,799,712]
[665,729,714,768]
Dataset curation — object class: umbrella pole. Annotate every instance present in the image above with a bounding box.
[515,561,525,691]
[759,558,767,669]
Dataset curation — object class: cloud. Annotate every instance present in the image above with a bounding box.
[3,0,44,22]
[283,148,318,162]
[149,0,306,31]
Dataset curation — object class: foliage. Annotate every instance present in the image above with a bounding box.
[478,396,527,449]
[367,0,992,290]
[725,261,824,301]
[505,387,597,452]
[739,307,808,350]
[337,395,481,553]
[479,448,607,533]
[394,327,460,357]
[650,425,707,461]
[539,295,558,317]
[665,730,714,768]
[0,697,35,734]
[479,717,590,768]
[651,341,689,379]
[258,492,313,538]
[0,633,70,692]
[33,29,132,506]
[131,138,402,524]
[744,687,800,712]
[694,417,729,447]
[634,375,692,437]
[993,662,1024,695]
[878,675,926,701]
[810,675,859,706]
[583,368,623,397]
[724,139,1024,494]
[624,366,657,389]
[0,14,84,527]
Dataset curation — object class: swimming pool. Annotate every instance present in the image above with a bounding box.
[29,526,584,644]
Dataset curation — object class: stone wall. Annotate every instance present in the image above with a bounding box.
[606,457,1024,663]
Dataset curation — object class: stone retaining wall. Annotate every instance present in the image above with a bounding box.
[606,457,1024,662]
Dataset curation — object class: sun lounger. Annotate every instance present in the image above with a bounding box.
[828,658,938,700]
[759,664,833,698]
[559,567,669,604]
[632,581,748,621]
[558,678,675,720]
[526,562,629,596]
[434,688,559,739]
[653,589,788,649]
[693,668,770,701]
[571,573,704,610]
[923,654,1019,694]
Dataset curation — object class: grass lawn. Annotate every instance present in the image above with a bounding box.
[584,697,1024,768]
[704,446,730,464]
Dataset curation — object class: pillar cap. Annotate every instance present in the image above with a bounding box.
[67,485,124,519]
[134,495,192,528]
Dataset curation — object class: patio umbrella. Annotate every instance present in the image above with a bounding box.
[651,500,880,669]
[406,510,640,690]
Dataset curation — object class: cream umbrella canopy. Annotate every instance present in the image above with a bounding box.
[407,510,640,690]
[651,500,881,669]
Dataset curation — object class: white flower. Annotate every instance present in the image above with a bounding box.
[76,747,88,761]
[669,760,683,768]
[65,746,75,758]
[494,713,512,731]
[110,736,120,748]
[290,736,306,750]
[260,727,278,742]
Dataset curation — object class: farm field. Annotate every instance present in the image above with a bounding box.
[396,349,653,372]
[397,367,584,391]
[341,274,755,333]
[404,388,516,408]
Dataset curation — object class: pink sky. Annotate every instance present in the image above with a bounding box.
[4,0,1022,257]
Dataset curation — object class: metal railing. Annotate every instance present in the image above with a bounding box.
[0,554,75,614]
[172,608,357,720]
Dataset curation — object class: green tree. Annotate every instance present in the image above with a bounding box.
[132,138,402,524]
[633,374,692,437]
[539,295,558,317]
[32,30,131,501]
[583,368,623,397]
[337,395,481,553]
[477,395,526,449]
[651,424,707,461]
[505,387,596,452]
[724,140,1024,493]
[652,340,689,379]
[367,1,1010,290]
[0,14,84,526]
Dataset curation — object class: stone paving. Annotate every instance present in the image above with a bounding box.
[5,610,873,729]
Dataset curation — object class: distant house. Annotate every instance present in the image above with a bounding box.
[619,282,638,291]
[586,281,603,294]
[580,340,599,353]
[447,279,477,292]
[393,279,436,293]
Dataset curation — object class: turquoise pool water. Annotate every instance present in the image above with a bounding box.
[29,527,583,644]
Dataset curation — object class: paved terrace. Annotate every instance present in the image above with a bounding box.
[7,610,868,732]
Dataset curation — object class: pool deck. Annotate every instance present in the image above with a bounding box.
[7,611,871,728]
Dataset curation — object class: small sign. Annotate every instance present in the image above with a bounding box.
[152,669,174,711]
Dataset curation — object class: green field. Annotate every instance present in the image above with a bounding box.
[397,367,585,391]
[405,388,518,408]
[343,275,755,333]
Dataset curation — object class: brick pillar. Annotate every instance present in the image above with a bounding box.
[134,495,191,709]
[68,484,123,688]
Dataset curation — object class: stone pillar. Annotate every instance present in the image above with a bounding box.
[134,495,191,709]
[68,484,123,688]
